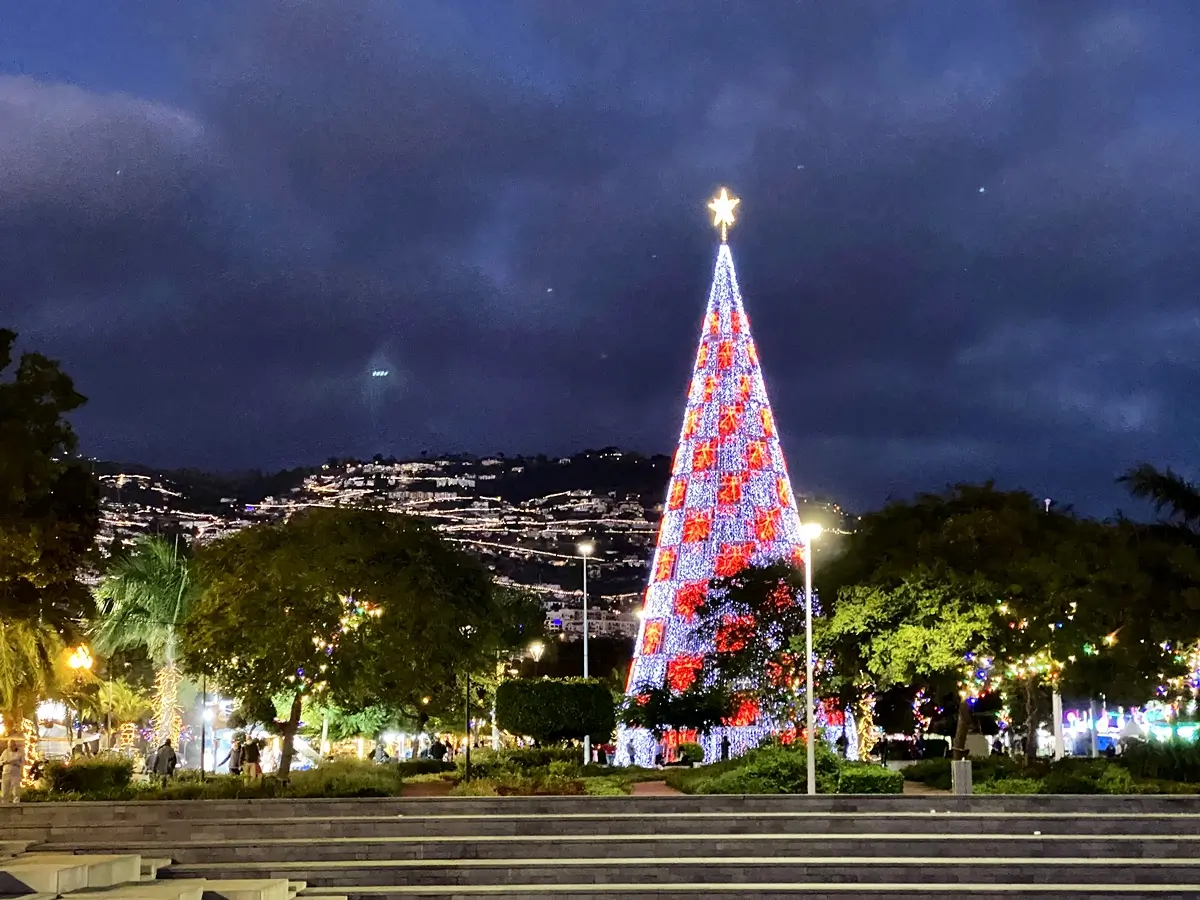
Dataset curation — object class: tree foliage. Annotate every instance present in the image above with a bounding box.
[93,536,197,663]
[0,328,98,628]
[0,618,65,724]
[182,507,533,776]
[816,483,1200,754]
[620,682,731,740]
[495,678,616,745]
[1121,464,1200,532]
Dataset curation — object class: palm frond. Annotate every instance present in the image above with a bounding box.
[0,619,65,720]
[92,536,196,662]
[1120,464,1200,528]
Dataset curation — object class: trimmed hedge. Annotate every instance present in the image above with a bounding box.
[903,752,1200,795]
[837,763,903,794]
[664,742,897,795]
[44,757,133,794]
[495,678,616,745]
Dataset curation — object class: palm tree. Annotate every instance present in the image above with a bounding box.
[1120,464,1200,532]
[0,618,64,731]
[85,678,152,728]
[93,536,196,745]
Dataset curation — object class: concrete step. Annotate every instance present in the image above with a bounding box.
[162,857,1200,888]
[142,858,173,880]
[26,810,1200,843]
[86,878,208,900]
[3,794,1200,826]
[12,853,142,888]
[0,857,92,895]
[0,844,30,861]
[294,887,1200,899]
[200,879,291,900]
[64,833,1200,863]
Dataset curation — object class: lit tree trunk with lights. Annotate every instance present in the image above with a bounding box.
[94,536,195,749]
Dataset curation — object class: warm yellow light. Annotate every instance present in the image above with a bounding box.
[67,645,93,671]
[800,522,823,542]
[708,187,740,241]
[528,641,545,662]
[577,541,595,557]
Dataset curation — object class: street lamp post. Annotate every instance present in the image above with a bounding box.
[528,640,545,677]
[67,645,93,747]
[800,523,823,796]
[460,625,476,781]
[578,540,595,766]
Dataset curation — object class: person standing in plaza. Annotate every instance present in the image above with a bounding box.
[1,740,25,802]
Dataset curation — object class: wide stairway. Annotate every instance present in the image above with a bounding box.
[4,794,1200,898]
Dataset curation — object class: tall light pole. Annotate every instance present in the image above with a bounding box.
[578,540,595,766]
[800,523,823,796]
[460,625,476,780]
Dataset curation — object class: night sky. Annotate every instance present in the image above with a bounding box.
[3,1,1197,514]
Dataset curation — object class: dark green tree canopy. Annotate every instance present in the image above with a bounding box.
[181,507,536,774]
[0,328,98,628]
[496,678,615,745]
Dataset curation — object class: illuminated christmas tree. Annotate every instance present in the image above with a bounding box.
[617,189,818,765]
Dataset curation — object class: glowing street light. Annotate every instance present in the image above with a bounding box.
[67,645,93,671]
[800,522,823,796]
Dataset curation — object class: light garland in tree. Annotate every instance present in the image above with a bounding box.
[152,666,184,745]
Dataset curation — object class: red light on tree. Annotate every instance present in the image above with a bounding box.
[653,547,677,582]
[673,581,708,621]
[718,472,746,505]
[666,655,703,692]
[692,439,718,471]
[640,619,665,655]
[755,506,782,542]
[716,614,754,652]
[715,542,754,576]
[682,509,713,543]
[717,339,735,369]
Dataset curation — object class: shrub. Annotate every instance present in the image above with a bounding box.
[678,742,705,765]
[1121,737,1200,783]
[461,746,582,778]
[680,742,841,795]
[495,678,616,744]
[393,759,454,776]
[837,763,903,794]
[1041,765,1101,794]
[451,778,499,796]
[287,760,405,797]
[44,757,133,794]
[900,758,952,790]
[583,776,631,796]
[975,777,1044,794]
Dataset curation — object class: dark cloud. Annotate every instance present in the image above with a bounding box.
[4,0,1199,513]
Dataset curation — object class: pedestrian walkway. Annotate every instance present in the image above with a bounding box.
[629,780,681,795]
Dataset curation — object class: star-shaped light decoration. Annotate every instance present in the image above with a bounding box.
[708,187,740,242]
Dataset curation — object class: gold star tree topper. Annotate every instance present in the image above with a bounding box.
[708,187,740,242]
